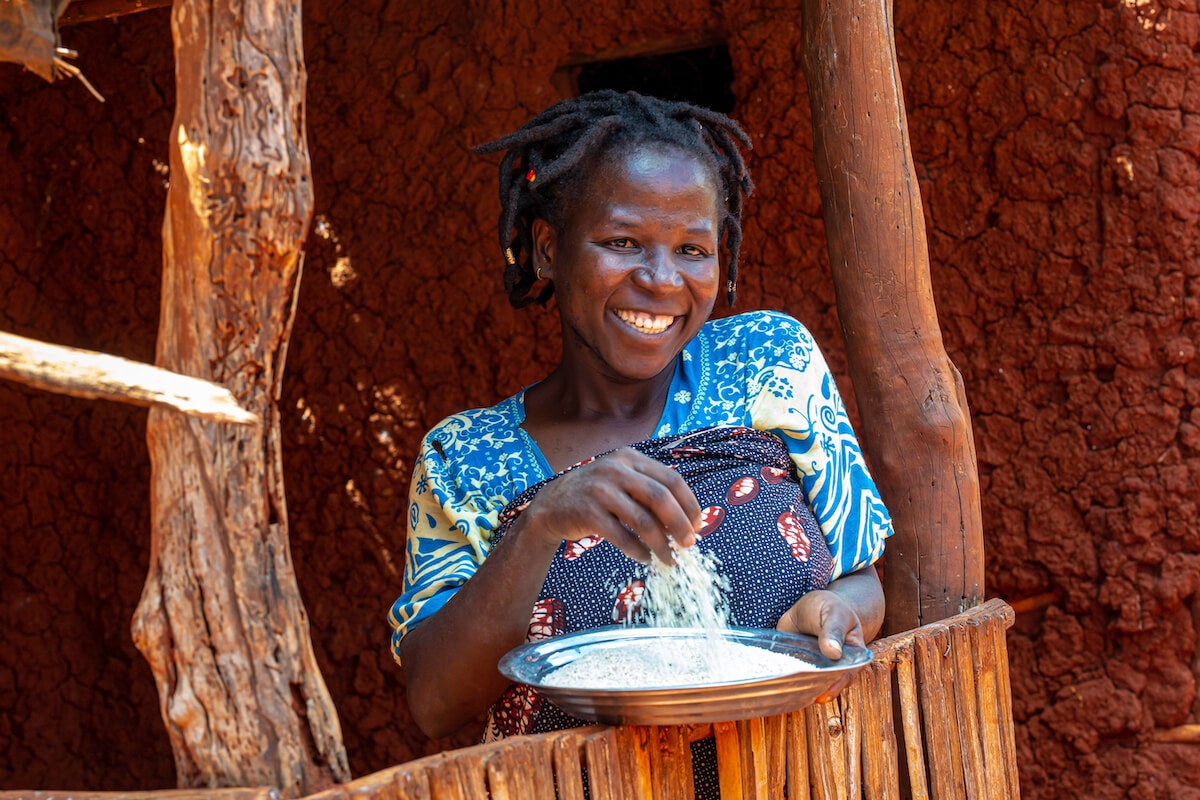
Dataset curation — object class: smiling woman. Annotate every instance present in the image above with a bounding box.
[387,91,892,800]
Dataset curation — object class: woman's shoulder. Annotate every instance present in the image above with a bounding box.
[696,310,816,362]
[701,310,812,340]
[419,393,526,466]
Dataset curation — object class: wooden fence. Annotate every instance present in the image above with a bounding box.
[3,599,1016,800]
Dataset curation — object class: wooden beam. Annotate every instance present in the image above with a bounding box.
[0,330,256,424]
[60,0,171,26]
[132,0,349,794]
[800,0,985,632]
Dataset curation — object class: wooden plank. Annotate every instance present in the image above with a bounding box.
[859,662,898,800]
[737,715,770,800]
[786,711,812,800]
[424,753,488,800]
[990,612,1021,797]
[895,644,930,800]
[806,701,848,800]
[873,661,902,800]
[841,678,864,800]
[916,629,965,800]
[583,728,621,800]
[971,615,1013,800]
[950,623,987,800]
[764,714,788,798]
[647,726,693,800]
[392,767,432,800]
[551,731,588,800]
[713,721,743,800]
[486,738,557,800]
[611,726,646,800]
[0,330,257,425]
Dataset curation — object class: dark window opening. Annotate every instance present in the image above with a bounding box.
[572,44,736,113]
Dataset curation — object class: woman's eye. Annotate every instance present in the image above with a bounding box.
[679,245,709,257]
[608,238,635,249]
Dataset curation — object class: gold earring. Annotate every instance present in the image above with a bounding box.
[536,266,545,281]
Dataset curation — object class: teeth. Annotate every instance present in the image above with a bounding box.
[615,309,675,334]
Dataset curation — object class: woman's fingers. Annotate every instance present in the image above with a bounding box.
[777,590,864,660]
[539,448,702,563]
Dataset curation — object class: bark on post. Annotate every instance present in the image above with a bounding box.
[800,0,984,632]
[133,0,349,793]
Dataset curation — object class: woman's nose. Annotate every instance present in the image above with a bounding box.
[632,249,683,289]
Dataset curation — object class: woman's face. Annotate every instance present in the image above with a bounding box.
[533,143,721,385]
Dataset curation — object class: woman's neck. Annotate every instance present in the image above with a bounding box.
[522,362,676,472]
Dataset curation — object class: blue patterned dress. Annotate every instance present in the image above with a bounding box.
[388,310,894,752]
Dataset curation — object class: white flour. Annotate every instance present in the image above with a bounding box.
[640,543,730,630]
[545,542,809,689]
[543,636,812,688]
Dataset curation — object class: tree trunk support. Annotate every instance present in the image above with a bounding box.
[801,0,985,632]
[134,0,349,793]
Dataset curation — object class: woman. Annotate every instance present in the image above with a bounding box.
[389,91,892,759]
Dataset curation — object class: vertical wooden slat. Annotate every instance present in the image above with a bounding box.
[644,725,694,800]
[841,679,864,800]
[736,716,770,800]
[424,754,488,800]
[950,623,987,800]
[713,721,743,800]
[971,615,1012,800]
[895,645,930,800]
[486,739,557,800]
[391,767,431,800]
[610,726,647,800]
[764,714,788,797]
[873,660,902,800]
[916,628,966,800]
[786,711,812,800]
[991,612,1021,798]
[551,731,588,800]
[806,701,849,800]
[583,729,621,800]
[859,661,899,800]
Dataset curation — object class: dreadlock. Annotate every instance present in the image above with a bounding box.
[475,90,754,309]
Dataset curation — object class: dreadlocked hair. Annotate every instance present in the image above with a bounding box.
[475,90,754,309]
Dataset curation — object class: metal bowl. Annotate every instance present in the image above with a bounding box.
[497,625,872,726]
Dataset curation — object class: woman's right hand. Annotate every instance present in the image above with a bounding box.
[515,447,704,564]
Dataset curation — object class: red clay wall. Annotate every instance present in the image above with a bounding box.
[0,1,1196,798]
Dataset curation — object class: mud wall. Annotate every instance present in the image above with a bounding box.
[0,1,1196,798]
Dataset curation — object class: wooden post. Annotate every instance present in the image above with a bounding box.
[132,0,350,793]
[800,0,984,632]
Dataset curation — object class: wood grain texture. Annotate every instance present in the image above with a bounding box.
[0,330,257,424]
[800,0,985,633]
[132,0,347,794]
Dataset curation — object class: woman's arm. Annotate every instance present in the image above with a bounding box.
[399,447,703,738]
[399,513,561,738]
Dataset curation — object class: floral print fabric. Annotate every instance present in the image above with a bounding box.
[389,310,893,660]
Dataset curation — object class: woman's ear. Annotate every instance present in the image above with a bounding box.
[531,218,555,281]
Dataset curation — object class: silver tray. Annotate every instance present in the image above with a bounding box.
[498,625,872,726]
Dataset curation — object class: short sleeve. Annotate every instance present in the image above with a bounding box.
[745,313,893,578]
[387,430,497,663]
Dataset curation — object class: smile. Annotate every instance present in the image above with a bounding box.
[614,309,677,335]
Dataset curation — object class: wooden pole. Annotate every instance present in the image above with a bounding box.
[800,0,984,632]
[132,0,349,793]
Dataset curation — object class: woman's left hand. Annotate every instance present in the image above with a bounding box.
[774,565,885,703]
[775,589,865,660]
